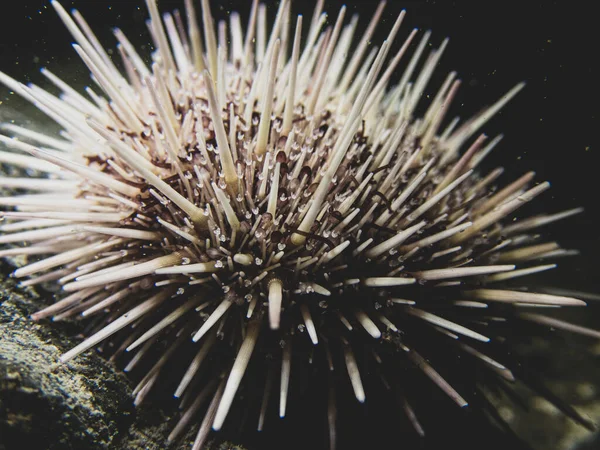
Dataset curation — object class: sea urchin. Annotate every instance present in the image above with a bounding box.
[0,0,597,449]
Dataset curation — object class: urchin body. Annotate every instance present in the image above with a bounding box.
[0,0,596,449]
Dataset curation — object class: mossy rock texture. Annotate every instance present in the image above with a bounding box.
[0,262,244,450]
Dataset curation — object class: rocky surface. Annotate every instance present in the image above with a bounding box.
[489,334,600,450]
[0,262,246,450]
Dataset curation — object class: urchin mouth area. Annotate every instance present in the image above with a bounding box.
[0,0,595,448]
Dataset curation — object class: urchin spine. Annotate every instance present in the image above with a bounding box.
[0,0,597,448]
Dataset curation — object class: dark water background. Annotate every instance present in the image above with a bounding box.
[0,1,598,449]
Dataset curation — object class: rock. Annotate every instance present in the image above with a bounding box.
[0,262,245,450]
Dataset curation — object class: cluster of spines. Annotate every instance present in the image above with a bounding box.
[0,0,597,448]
